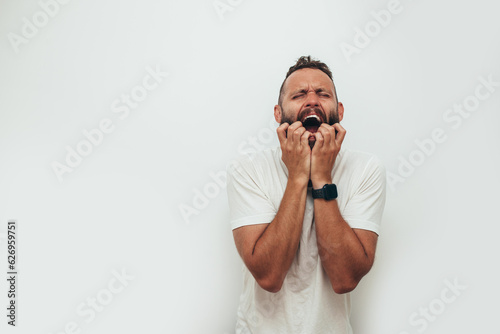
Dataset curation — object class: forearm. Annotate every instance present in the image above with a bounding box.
[250,177,308,291]
[314,198,373,293]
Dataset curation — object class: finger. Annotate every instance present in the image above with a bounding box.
[277,123,289,144]
[313,131,324,150]
[332,123,346,145]
[288,121,303,134]
[285,121,300,144]
[292,126,306,145]
[327,124,337,146]
[301,130,312,146]
[318,124,332,146]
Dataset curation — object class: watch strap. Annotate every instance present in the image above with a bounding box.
[312,188,325,199]
[312,184,338,200]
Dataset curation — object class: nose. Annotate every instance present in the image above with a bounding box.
[305,91,320,108]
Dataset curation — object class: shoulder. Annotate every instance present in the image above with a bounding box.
[336,149,386,187]
[226,147,282,179]
[338,148,385,173]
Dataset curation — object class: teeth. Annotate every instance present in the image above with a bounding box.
[304,115,320,122]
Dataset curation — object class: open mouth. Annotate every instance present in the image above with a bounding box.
[302,114,322,133]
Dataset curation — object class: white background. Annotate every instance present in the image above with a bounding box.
[1,0,499,333]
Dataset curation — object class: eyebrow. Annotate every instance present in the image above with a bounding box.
[290,88,332,95]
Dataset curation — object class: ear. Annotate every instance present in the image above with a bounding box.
[338,102,344,122]
[274,104,282,123]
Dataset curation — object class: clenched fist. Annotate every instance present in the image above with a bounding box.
[277,121,312,185]
[310,123,346,189]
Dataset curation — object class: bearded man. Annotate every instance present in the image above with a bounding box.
[227,56,386,333]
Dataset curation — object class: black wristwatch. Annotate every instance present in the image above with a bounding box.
[312,184,338,200]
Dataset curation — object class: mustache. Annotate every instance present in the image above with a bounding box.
[297,107,326,123]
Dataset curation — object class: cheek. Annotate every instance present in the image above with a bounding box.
[325,105,338,122]
[282,105,299,118]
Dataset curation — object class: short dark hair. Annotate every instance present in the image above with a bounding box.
[278,56,336,105]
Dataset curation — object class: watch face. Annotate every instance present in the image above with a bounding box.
[325,185,338,200]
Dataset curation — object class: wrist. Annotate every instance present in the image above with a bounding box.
[311,176,332,189]
[288,174,310,187]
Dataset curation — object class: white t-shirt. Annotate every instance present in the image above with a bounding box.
[226,146,386,334]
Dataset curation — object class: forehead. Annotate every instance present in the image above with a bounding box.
[284,68,334,93]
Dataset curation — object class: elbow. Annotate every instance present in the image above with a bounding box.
[259,281,283,293]
[245,257,286,293]
[330,266,372,294]
[332,279,359,294]
[255,274,284,293]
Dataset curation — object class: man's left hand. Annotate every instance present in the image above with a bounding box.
[310,123,346,189]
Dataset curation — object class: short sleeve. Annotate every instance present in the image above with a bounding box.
[341,156,386,235]
[226,156,277,230]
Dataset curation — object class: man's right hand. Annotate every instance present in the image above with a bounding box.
[277,121,312,184]
[234,121,312,293]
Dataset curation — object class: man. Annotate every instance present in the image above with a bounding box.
[226,56,386,333]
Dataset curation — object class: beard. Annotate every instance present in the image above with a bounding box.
[280,106,339,148]
[280,106,340,127]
